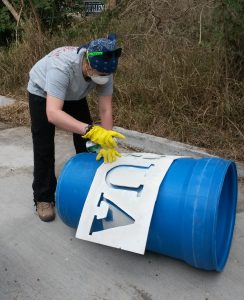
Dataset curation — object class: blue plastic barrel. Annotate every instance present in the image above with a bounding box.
[56,153,238,271]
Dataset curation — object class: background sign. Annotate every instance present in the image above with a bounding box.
[84,1,105,15]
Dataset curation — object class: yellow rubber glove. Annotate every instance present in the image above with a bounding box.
[82,125,125,149]
[96,148,122,163]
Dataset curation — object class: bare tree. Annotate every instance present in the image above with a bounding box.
[2,0,42,35]
[2,0,21,22]
[2,0,25,43]
[28,0,42,34]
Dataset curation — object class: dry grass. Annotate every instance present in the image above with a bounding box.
[0,0,244,161]
[0,101,29,125]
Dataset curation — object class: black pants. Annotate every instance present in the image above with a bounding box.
[28,93,92,204]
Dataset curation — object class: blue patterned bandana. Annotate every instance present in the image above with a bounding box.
[86,33,121,73]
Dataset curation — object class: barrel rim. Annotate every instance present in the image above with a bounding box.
[212,160,238,271]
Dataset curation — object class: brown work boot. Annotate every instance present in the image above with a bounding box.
[36,202,55,222]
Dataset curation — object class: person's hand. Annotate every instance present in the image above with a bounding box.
[96,148,122,163]
[82,125,125,148]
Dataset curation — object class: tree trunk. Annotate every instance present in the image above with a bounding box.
[2,0,20,22]
[28,0,42,34]
[107,0,116,10]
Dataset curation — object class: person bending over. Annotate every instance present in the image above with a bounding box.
[28,33,125,222]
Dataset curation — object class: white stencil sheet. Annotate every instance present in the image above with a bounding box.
[76,153,180,254]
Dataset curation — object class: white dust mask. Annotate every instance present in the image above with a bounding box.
[90,75,110,85]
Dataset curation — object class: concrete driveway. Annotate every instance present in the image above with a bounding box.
[1,124,244,300]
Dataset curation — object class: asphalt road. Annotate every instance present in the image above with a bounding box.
[1,124,244,300]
